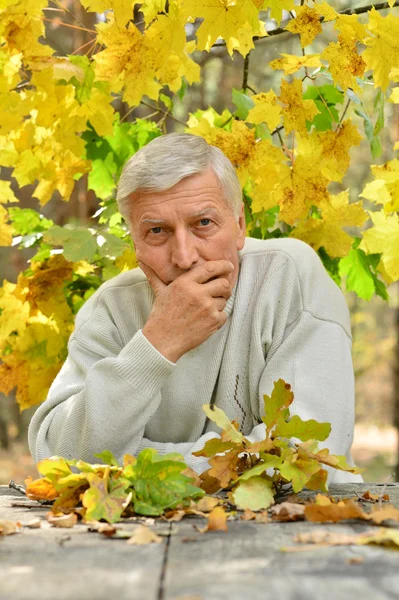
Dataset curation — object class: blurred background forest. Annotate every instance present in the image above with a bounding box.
[0,0,398,485]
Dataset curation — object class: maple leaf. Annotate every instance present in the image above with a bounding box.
[245,90,282,131]
[291,191,368,258]
[286,6,323,47]
[261,0,295,24]
[82,472,131,524]
[80,0,133,27]
[122,448,204,516]
[232,476,274,511]
[362,8,399,91]
[269,53,321,76]
[321,36,366,93]
[181,0,267,56]
[359,211,399,282]
[334,13,368,44]
[361,158,399,213]
[279,78,319,138]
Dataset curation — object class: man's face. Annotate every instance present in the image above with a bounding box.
[129,168,246,287]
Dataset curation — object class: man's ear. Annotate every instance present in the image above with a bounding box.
[236,203,246,251]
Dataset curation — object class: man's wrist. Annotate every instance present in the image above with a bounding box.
[141,325,182,363]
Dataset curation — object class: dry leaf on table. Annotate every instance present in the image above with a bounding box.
[47,512,78,528]
[0,520,22,536]
[271,502,305,522]
[127,525,163,545]
[196,506,228,533]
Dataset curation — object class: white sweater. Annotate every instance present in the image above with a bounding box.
[28,237,363,484]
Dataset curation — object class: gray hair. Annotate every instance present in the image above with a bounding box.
[116,133,243,225]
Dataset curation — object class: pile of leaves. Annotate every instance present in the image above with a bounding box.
[21,379,363,523]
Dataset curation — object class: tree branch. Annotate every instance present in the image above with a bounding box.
[213,1,399,48]
[242,52,250,92]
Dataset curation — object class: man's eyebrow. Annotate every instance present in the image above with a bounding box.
[140,207,219,226]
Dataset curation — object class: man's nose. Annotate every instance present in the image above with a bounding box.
[170,229,199,270]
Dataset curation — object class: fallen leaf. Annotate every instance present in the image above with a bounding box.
[196,506,228,533]
[293,530,359,546]
[347,556,364,564]
[0,520,22,536]
[182,466,202,488]
[47,512,78,528]
[361,490,379,502]
[24,518,41,529]
[368,504,399,524]
[126,525,163,545]
[85,520,118,535]
[195,496,219,512]
[241,508,257,520]
[271,502,305,522]
[284,527,399,551]
[305,499,366,523]
[255,511,269,523]
[199,470,222,494]
[163,510,186,522]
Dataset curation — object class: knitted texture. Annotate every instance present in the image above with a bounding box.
[28,238,363,483]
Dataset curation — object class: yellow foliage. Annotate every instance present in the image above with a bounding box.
[80,0,134,27]
[363,8,399,91]
[260,0,295,24]
[321,36,366,93]
[286,5,323,48]
[279,78,320,138]
[360,211,399,282]
[291,191,368,257]
[180,0,267,56]
[334,14,368,44]
[245,90,282,131]
[360,159,399,213]
[269,53,321,76]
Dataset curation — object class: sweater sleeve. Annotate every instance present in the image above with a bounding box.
[258,311,363,485]
[28,325,177,465]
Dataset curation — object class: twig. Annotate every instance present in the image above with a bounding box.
[242,53,250,93]
[338,98,351,128]
[213,1,399,48]
[140,99,187,126]
[9,480,26,496]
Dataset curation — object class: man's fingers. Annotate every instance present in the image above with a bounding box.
[187,260,234,284]
[139,262,167,296]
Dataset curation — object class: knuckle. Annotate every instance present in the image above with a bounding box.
[205,262,215,274]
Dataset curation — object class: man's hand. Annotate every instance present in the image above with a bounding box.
[140,260,234,363]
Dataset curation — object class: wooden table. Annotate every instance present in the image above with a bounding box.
[1,483,399,600]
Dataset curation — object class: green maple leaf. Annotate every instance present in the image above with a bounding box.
[122,449,204,516]
[232,476,275,511]
[274,415,331,442]
[82,473,131,523]
[94,450,120,467]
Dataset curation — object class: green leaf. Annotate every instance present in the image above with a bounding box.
[44,226,97,262]
[371,135,382,159]
[238,454,283,480]
[339,248,376,301]
[202,404,245,444]
[274,415,331,442]
[68,55,95,104]
[122,449,204,516]
[232,476,274,511]
[82,473,130,523]
[262,379,294,433]
[176,77,187,101]
[88,154,118,200]
[8,208,53,235]
[304,85,343,131]
[355,108,374,141]
[279,455,321,493]
[232,88,255,120]
[159,92,173,111]
[192,438,238,458]
[94,450,120,467]
[98,232,130,258]
[373,89,385,136]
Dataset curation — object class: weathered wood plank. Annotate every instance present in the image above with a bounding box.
[163,518,399,600]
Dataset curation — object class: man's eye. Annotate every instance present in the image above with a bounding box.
[150,227,162,234]
[199,219,211,226]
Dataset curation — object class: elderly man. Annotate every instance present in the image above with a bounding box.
[28,133,362,483]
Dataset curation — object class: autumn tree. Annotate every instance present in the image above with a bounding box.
[0,0,398,416]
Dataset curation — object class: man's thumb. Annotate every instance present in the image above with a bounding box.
[139,262,166,296]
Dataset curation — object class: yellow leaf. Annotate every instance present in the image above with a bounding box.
[269,53,321,76]
[279,78,319,138]
[202,403,245,444]
[246,90,282,130]
[363,8,399,91]
[334,13,368,44]
[140,0,167,24]
[261,0,295,24]
[286,5,323,47]
[313,1,337,22]
[360,159,399,213]
[321,36,366,93]
[360,211,399,281]
[0,282,30,342]
[181,0,267,56]
[291,191,368,258]
[0,205,13,245]
[127,525,163,545]
[0,180,18,204]
[80,0,134,26]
